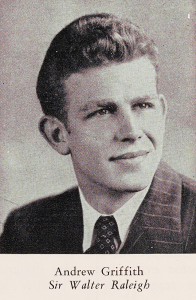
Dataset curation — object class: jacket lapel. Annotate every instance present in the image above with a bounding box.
[120,161,183,253]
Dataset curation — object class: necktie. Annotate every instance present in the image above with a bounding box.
[85,216,121,254]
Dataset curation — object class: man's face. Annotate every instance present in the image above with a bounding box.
[63,57,166,193]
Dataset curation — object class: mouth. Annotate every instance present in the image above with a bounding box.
[109,150,150,161]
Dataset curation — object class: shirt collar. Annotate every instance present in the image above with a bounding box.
[79,186,150,252]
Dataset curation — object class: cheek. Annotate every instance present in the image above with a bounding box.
[71,120,115,145]
[143,114,165,135]
[69,131,106,160]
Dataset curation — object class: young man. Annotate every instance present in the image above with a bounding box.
[1,13,196,253]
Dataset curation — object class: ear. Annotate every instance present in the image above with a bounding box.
[159,94,167,118]
[39,116,70,155]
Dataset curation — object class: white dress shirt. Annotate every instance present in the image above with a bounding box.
[79,186,150,253]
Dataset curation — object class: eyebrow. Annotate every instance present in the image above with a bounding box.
[131,95,157,103]
[78,95,157,112]
[78,100,116,112]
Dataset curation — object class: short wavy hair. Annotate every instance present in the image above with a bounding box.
[36,13,158,125]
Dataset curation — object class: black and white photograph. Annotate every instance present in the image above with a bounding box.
[0,0,195,298]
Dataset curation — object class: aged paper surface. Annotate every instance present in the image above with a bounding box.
[0,0,195,299]
[0,255,196,299]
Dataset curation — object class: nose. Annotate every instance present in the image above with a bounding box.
[114,108,143,142]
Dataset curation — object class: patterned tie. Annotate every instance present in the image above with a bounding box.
[85,216,121,254]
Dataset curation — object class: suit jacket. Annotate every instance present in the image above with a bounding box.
[1,161,196,254]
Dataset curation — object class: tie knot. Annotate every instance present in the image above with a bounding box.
[95,216,119,237]
[85,215,121,254]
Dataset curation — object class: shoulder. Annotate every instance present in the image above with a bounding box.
[179,173,196,221]
[179,173,196,217]
[7,186,79,221]
[179,174,196,252]
[0,187,81,253]
[1,187,80,236]
[156,162,196,252]
[158,160,196,194]
[156,160,196,211]
[180,173,196,195]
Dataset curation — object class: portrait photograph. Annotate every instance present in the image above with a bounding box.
[0,0,195,298]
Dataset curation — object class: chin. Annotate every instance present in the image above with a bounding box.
[123,184,149,193]
[108,179,151,194]
[125,184,149,193]
[111,173,154,193]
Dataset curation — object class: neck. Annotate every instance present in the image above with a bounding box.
[78,181,137,215]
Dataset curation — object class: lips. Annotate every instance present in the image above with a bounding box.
[109,150,149,161]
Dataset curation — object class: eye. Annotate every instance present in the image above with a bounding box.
[132,102,155,110]
[86,104,117,119]
[96,108,110,116]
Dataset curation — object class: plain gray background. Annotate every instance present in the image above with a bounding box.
[0,0,195,233]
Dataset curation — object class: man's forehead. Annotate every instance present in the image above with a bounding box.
[65,57,156,82]
[64,57,157,103]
